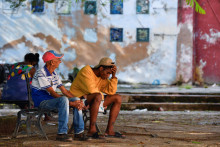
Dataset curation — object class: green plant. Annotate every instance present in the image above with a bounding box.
[185,85,192,89]
[192,141,201,144]
[6,0,56,9]
[186,0,206,14]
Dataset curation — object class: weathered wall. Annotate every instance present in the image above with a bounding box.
[194,0,220,84]
[0,0,179,84]
[176,0,194,84]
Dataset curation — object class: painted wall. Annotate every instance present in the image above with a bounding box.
[194,0,220,84]
[0,0,179,84]
[176,0,194,83]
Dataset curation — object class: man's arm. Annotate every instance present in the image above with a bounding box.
[59,85,75,98]
[111,65,117,79]
[100,65,118,95]
[59,85,84,110]
[46,87,62,98]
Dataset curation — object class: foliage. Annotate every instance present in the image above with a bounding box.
[6,0,55,9]
[6,0,25,9]
[192,141,201,144]
[186,0,206,14]
[184,85,192,89]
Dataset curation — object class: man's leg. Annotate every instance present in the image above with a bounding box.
[86,93,102,135]
[69,97,84,134]
[103,94,122,135]
[39,96,69,134]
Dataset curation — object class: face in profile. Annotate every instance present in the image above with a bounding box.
[100,67,112,79]
[52,58,62,68]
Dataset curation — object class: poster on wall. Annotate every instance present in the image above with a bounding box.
[137,28,150,42]
[84,1,97,15]
[31,0,44,13]
[2,0,19,14]
[136,0,149,14]
[110,28,123,42]
[110,0,123,14]
[56,0,71,14]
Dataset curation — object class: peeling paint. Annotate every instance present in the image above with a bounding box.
[194,59,206,85]
[200,29,220,44]
[176,0,193,83]
[0,0,179,84]
[194,0,220,84]
[83,28,97,43]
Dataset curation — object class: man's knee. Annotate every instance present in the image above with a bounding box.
[114,94,122,104]
[104,94,121,105]
[93,93,102,103]
[59,96,69,106]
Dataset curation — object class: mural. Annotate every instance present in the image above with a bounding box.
[137,28,150,42]
[136,0,149,14]
[110,0,123,14]
[31,0,44,13]
[84,1,97,15]
[110,28,123,42]
[56,0,71,15]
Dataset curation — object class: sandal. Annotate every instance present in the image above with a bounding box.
[74,132,89,141]
[105,132,125,139]
[88,132,105,139]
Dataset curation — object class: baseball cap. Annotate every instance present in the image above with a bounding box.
[42,50,64,63]
[94,57,115,68]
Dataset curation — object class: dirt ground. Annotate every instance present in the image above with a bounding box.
[0,110,220,147]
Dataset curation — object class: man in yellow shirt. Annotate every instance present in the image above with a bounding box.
[70,57,125,139]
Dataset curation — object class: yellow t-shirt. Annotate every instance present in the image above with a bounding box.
[69,65,118,99]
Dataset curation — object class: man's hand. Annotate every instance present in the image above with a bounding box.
[69,100,84,110]
[111,65,117,79]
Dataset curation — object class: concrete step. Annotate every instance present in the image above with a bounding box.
[121,102,220,111]
[120,94,220,103]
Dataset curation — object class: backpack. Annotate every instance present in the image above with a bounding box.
[0,65,6,85]
[0,64,11,85]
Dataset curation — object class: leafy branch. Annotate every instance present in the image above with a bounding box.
[5,0,56,9]
[186,0,206,14]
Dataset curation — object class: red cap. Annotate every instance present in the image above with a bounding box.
[42,50,64,63]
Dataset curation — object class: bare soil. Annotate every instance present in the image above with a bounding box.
[0,111,220,147]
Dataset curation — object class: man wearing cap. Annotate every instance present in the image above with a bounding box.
[31,50,87,142]
[70,57,125,139]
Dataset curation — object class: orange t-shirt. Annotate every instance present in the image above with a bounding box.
[69,65,118,99]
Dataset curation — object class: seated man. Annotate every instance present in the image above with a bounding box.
[31,50,86,142]
[70,57,125,139]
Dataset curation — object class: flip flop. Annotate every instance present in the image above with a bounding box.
[105,132,125,139]
[87,132,105,139]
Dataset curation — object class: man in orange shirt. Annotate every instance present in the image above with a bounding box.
[70,57,125,139]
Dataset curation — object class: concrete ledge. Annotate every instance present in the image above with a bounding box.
[121,102,220,111]
[120,94,220,103]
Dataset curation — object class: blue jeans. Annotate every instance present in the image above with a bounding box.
[39,97,84,134]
